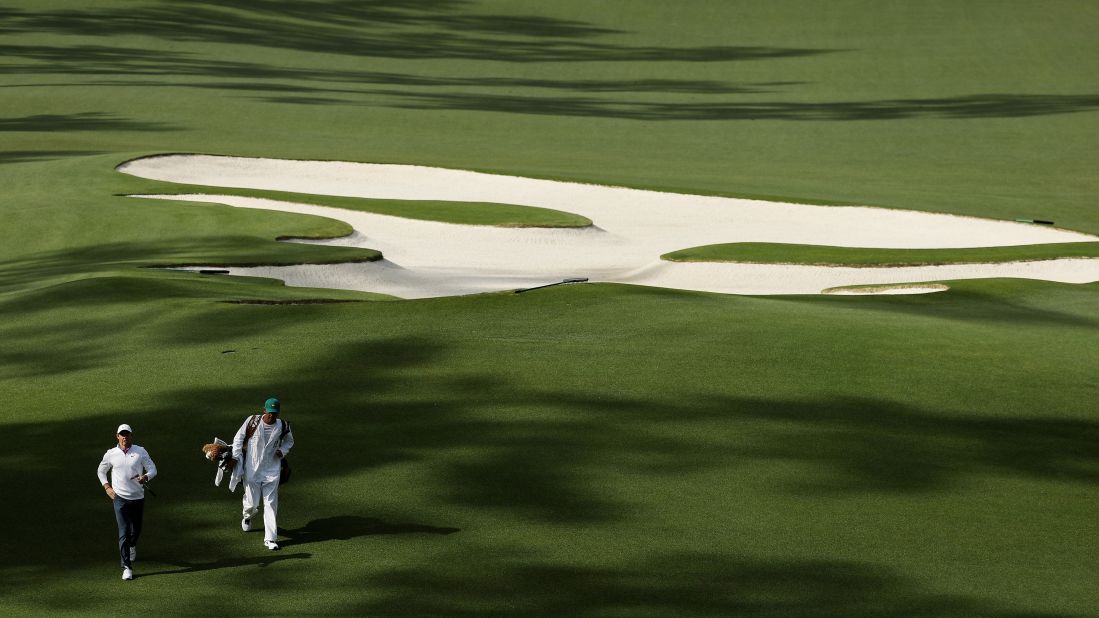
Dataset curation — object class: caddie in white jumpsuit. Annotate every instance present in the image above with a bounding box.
[231,397,294,550]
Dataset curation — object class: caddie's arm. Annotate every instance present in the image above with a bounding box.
[231,417,250,462]
[279,423,295,457]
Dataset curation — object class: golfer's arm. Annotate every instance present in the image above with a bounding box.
[142,450,158,481]
[96,454,111,487]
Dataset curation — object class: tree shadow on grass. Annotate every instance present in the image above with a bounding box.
[0,44,805,98]
[356,550,1077,617]
[278,515,459,548]
[0,112,176,132]
[0,4,840,64]
[702,395,1099,494]
[0,150,106,164]
[383,90,1099,121]
[3,286,1099,587]
[5,304,1099,518]
[0,235,372,295]
[1,339,1098,617]
[119,332,1099,518]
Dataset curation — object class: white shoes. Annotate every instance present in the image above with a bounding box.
[241,517,251,532]
[122,567,133,581]
[264,540,280,551]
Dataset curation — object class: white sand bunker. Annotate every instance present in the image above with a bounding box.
[118,155,1099,298]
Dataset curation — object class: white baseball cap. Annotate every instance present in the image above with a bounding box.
[117,424,133,434]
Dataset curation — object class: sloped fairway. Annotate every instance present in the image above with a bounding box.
[2,278,1099,616]
[3,0,1099,616]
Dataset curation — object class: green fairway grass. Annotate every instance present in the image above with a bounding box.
[3,279,1099,616]
[5,0,1099,231]
[663,241,1099,266]
[3,1,1099,615]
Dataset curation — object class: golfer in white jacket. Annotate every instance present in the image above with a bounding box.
[231,397,294,550]
[96,423,157,580]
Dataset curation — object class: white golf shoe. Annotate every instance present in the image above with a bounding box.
[264,540,280,551]
[241,517,251,532]
[122,567,133,581]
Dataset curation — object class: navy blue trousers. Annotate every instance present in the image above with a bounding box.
[113,496,144,568]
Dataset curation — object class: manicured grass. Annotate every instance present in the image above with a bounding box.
[3,278,1099,616]
[3,1,1099,615]
[5,1,1099,234]
[663,241,1099,266]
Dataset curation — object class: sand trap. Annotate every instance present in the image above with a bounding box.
[118,154,1099,298]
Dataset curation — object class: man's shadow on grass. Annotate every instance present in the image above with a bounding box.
[277,515,460,548]
[133,516,456,578]
[137,552,312,578]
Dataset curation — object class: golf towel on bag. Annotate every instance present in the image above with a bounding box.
[203,438,244,492]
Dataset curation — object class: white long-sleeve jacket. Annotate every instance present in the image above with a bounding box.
[232,416,294,484]
[97,445,157,500]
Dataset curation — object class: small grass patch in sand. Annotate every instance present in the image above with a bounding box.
[662,242,1099,266]
[122,184,592,229]
[822,283,950,295]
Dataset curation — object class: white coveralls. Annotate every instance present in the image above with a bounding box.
[232,416,294,543]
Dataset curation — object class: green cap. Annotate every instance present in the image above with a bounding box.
[264,398,281,414]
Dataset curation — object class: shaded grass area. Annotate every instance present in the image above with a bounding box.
[0,270,393,311]
[2,278,1099,615]
[123,180,593,228]
[663,241,1099,266]
[0,3,837,64]
[0,155,382,294]
[387,91,1099,122]
[0,229,381,296]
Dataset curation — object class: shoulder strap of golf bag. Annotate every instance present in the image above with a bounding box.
[278,420,291,444]
[244,414,261,442]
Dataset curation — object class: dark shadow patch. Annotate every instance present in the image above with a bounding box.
[0,112,177,132]
[383,91,1099,121]
[0,6,842,64]
[698,394,1099,494]
[0,237,377,295]
[278,515,459,548]
[355,551,1075,617]
[0,150,106,164]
